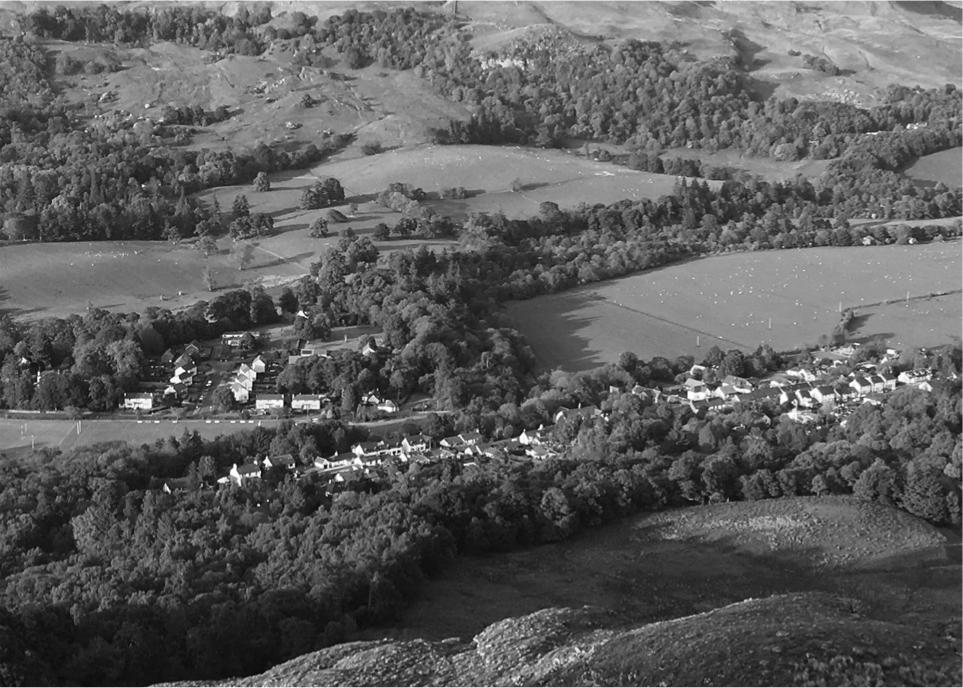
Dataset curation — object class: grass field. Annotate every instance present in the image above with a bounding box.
[0,238,307,320]
[505,242,962,369]
[0,417,283,456]
[360,496,958,644]
[905,147,963,188]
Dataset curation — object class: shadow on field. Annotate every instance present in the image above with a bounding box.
[506,291,613,372]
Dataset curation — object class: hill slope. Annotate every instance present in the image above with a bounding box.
[183,593,958,687]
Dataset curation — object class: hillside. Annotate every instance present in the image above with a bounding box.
[180,497,961,686]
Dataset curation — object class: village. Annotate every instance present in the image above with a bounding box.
[129,325,951,495]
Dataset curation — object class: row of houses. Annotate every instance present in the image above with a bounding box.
[226,355,268,403]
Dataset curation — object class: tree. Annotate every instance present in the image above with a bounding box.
[197,234,218,256]
[236,243,256,271]
[309,216,329,238]
[232,194,250,219]
[212,386,235,411]
[252,172,270,192]
[278,287,298,314]
[202,267,216,291]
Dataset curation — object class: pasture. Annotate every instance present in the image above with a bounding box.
[505,242,962,369]
[905,147,963,189]
[0,416,279,455]
[0,238,307,320]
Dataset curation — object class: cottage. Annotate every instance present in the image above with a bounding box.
[878,372,897,391]
[785,367,817,383]
[517,427,544,446]
[525,444,555,460]
[229,462,262,486]
[721,375,753,393]
[264,454,297,471]
[811,385,837,406]
[440,434,467,450]
[795,388,815,408]
[255,393,285,410]
[291,394,322,411]
[684,378,711,401]
[898,369,933,387]
[251,355,267,374]
[737,387,781,406]
[160,349,175,364]
[229,381,250,403]
[222,332,250,348]
[238,363,256,379]
[849,376,873,395]
[399,435,430,454]
[352,440,387,458]
[377,399,399,414]
[164,382,188,400]
[173,354,195,371]
[234,370,255,390]
[778,383,810,406]
[184,342,203,359]
[122,392,154,410]
[314,453,356,472]
[553,404,600,424]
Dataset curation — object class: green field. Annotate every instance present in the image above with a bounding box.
[905,147,963,188]
[506,242,962,369]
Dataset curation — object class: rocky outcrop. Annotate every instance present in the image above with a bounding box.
[172,592,959,687]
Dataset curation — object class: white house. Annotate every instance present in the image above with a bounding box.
[684,378,711,401]
[849,376,873,396]
[291,394,322,411]
[898,369,933,387]
[401,434,430,454]
[229,381,250,403]
[264,454,297,471]
[811,385,837,406]
[229,462,261,485]
[255,393,285,411]
[238,363,256,380]
[251,355,267,374]
[122,392,154,410]
[517,427,545,446]
[376,399,399,414]
[787,407,818,424]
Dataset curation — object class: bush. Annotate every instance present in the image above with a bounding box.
[361,141,383,155]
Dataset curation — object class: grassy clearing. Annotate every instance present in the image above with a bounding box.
[905,146,963,188]
[360,496,957,645]
[505,242,962,369]
[661,146,833,181]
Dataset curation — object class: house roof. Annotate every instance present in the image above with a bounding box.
[257,393,284,401]
[269,454,297,467]
[124,392,152,399]
[234,462,261,476]
[816,385,835,395]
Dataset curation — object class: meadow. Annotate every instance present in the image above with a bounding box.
[905,146,963,188]
[505,241,962,369]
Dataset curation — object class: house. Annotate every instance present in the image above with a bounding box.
[877,372,897,391]
[898,369,933,387]
[811,385,837,406]
[787,407,818,424]
[688,364,708,378]
[737,387,781,407]
[785,367,817,383]
[705,397,730,412]
[835,382,856,401]
[795,388,815,408]
[163,382,188,400]
[251,355,267,374]
[161,477,195,494]
[291,394,322,411]
[849,377,873,396]
[440,434,467,450]
[184,341,208,360]
[401,435,430,454]
[352,440,387,458]
[517,427,545,446]
[866,374,888,393]
[684,378,711,401]
[229,461,261,486]
[234,370,255,390]
[360,392,382,406]
[255,393,285,411]
[160,349,176,364]
[314,453,356,472]
[264,454,297,471]
[778,383,810,406]
[229,381,250,403]
[722,375,753,393]
[222,332,250,348]
[525,444,555,460]
[173,354,195,371]
[238,363,256,379]
[553,405,600,424]
[361,339,380,356]
[377,399,399,414]
[122,392,154,410]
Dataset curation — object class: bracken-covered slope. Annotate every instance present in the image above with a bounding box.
[171,592,959,687]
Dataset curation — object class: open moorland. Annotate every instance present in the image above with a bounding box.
[506,241,962,369]
[361,496,960,644]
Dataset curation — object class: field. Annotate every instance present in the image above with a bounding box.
[361,496,959,643]
[505,241,962,369]
[0,417,286,456]
[905,146,963,188]
[0,238,308,320]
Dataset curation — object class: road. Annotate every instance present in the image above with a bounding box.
[0,410,452,454]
